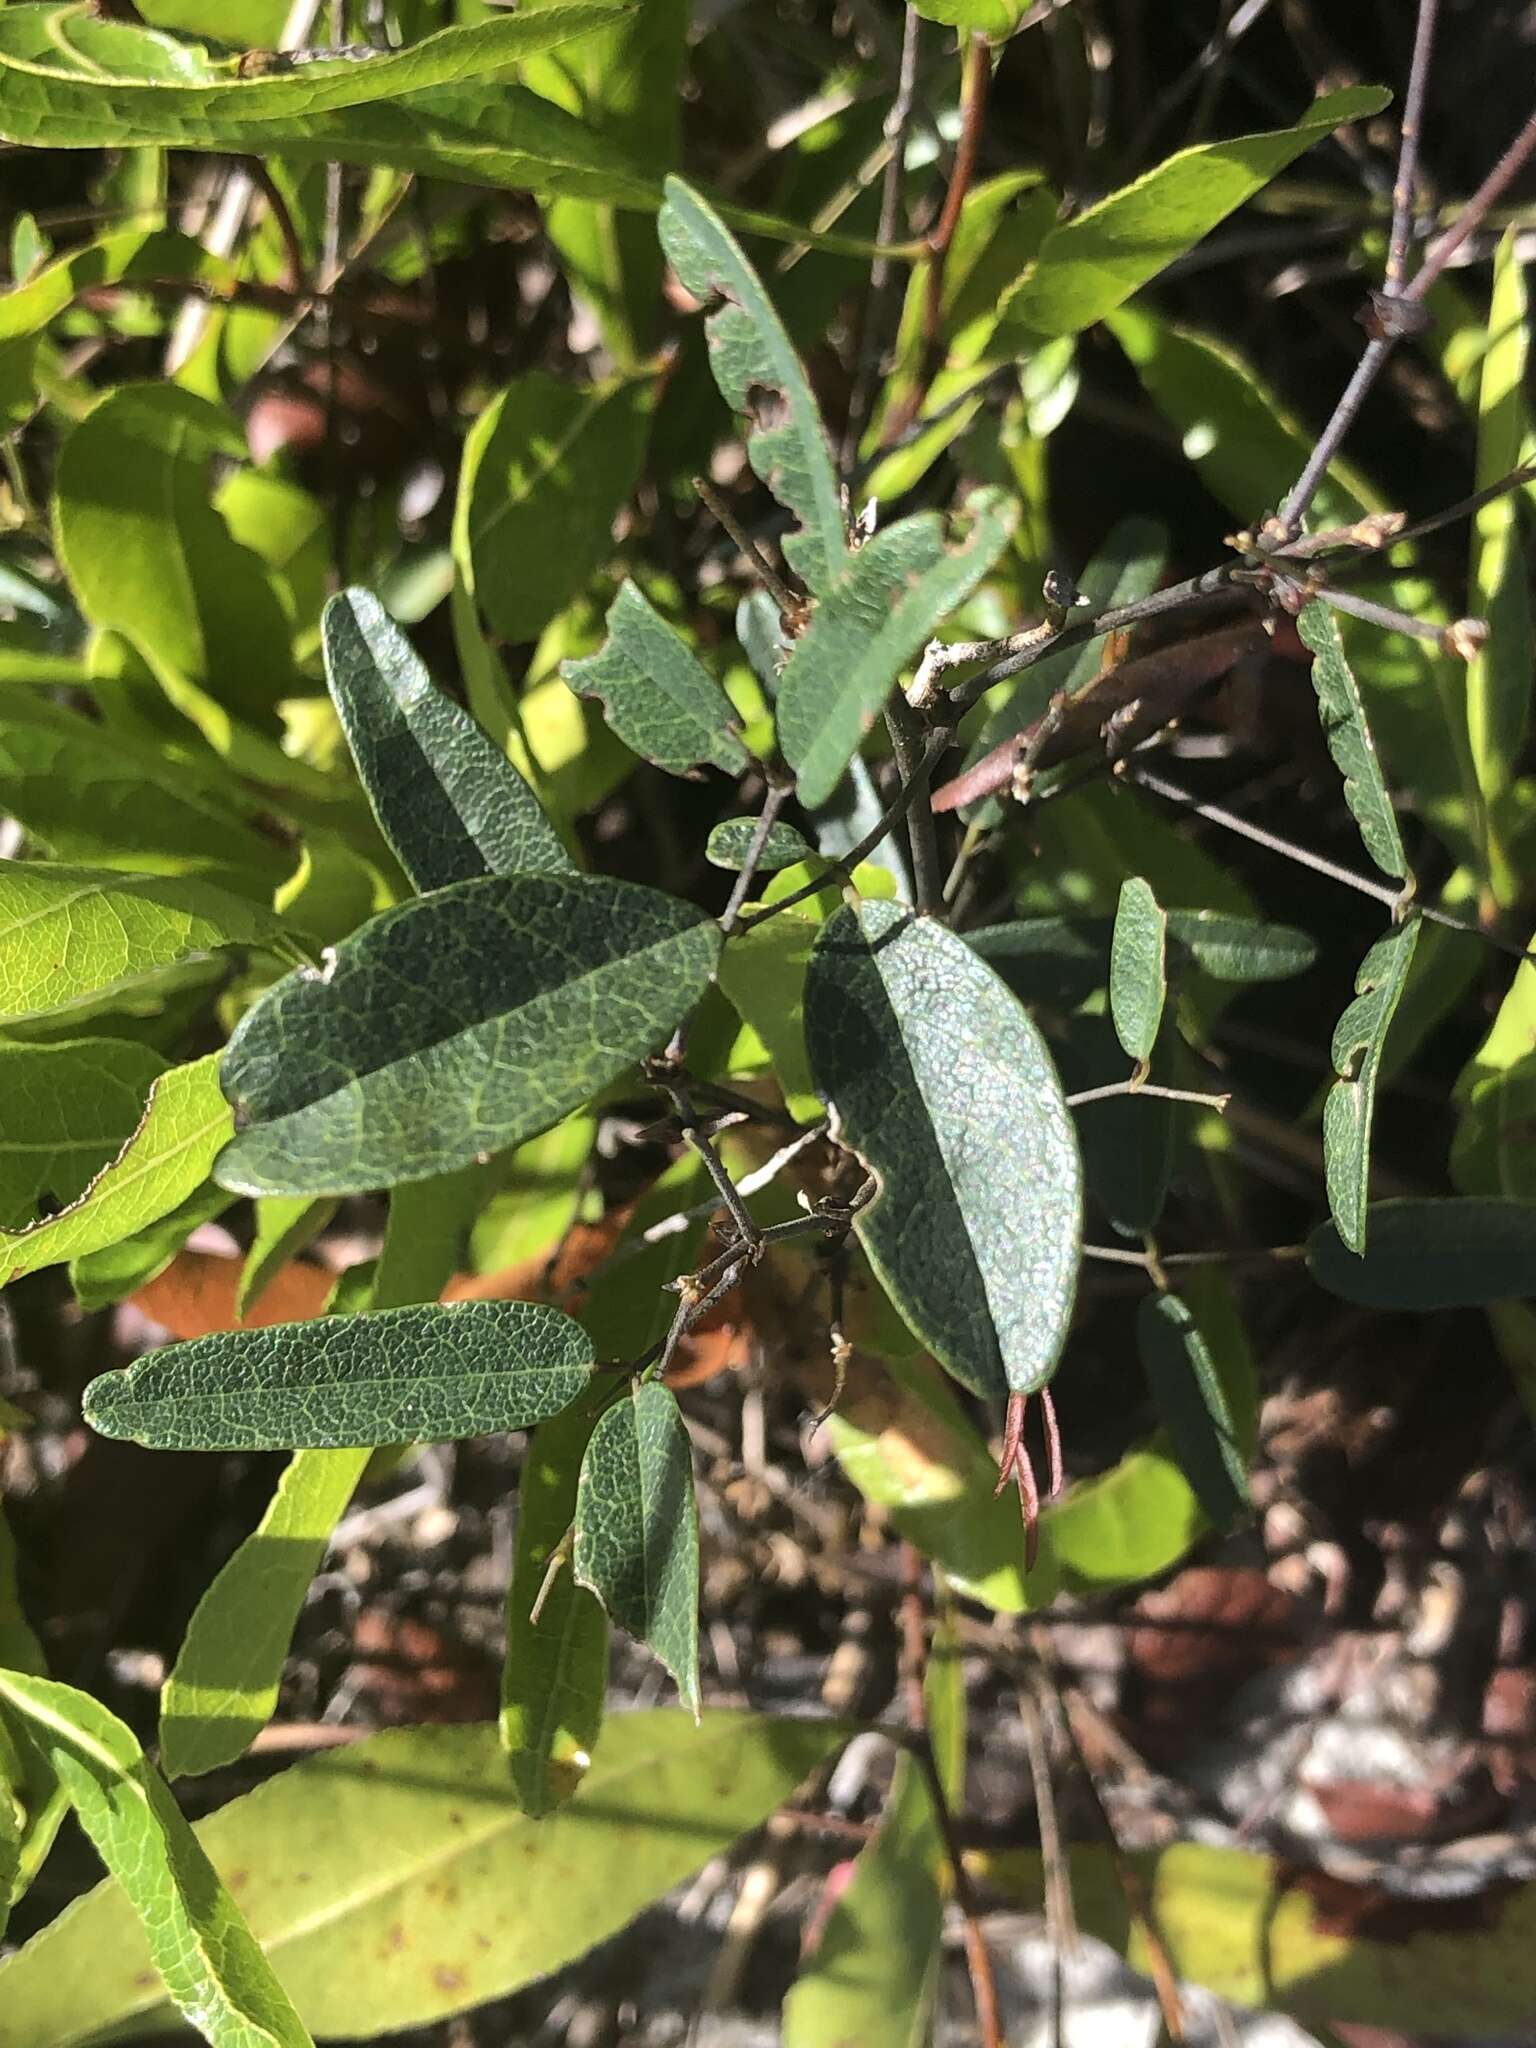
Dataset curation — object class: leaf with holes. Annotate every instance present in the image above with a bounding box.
[1323,917,1419,1255]
[1296,600,1408,885]
[215,873,720,1196]
[1308,1197,1536,1310]
[1109,878,1166,1066]
[565,579,750,778]
[805,903,1082,1400]
[575,1380,699,1716]
[83,1299,593,1452]
[1137,1291,1250,1530]
[778,490,1016,808]
[658,177,846,595]
[322,587,572,892]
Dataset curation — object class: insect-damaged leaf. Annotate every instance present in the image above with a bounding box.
[1109,877,1166,1066]
[575,1380,699,1716]
[1296,599,1408,885]
[1137,1291,1250,1530]
[0,1669,313,2048]
[564,578,750,778]
[658,177,846,596]
[1308,1197,1536,1311]
[777,490,1016,809]
[322,587,572,892]
[83,1299,593,1452]
[216,873,721,1197]
[1323,917,1420,1255]
[805,903,1082,1400]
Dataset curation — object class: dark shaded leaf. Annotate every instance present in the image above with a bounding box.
[565,579,749,777]
[968,917,1109,1011]
[0,1039,166,1229]
[1163,910,1317,982]
[1137,1291,1251,1530]
[1308,1197,1536,1309]
[1323,918,1420,1254]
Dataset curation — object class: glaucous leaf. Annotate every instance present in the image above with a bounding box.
[456,369,653,646]
[1296,599,1408,884]
[216,873,721,1196]
[777,490,1016,808]
[1163,909,1317,982]
[0,1669,312,2048]
[658,177,847,595]
[1109,877,1165,1065]
[503,1385,610,1814]
[83,1299,594,1452]
[575,1379,699,1715]
[1323,917,1420,1254]
[1001,88,1390,337]
[1137,1291,1250,1530]
[322,587,572,891]
[0,1055,231,1288]
[805,902,1082,1399]
[706,817,815,873]
[565,578,750,777]
[1467,227,1532,808]
[0,1038,166,1228]
[0,1711,844,2047]
[1308,1197,1536,1310]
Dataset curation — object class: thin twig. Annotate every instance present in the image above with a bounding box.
[1066,1081,1231,1111]
[1384,0,1439,291]
[651,1072,763,1252]
[694,476,805,623]
[842,4,923,475]
[720,779,796,937]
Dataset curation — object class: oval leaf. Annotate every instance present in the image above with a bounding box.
[1163,909,1317,983]
[1308,1197,1536,1310]
[574,1379,699,1715]
[1109,877,1166,1065]
[1323,916,1420,1254]
[564,578,750,777]
[805,903,1082,1399]
[322,587,572,891]
[1136,1291,1250,1531]
[216,873,721,1196]
[1296,598,1408,884]
[83,1299,594,1451]
[705,817,815,873]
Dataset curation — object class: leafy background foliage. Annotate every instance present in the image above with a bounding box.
[0,2,1533,2044]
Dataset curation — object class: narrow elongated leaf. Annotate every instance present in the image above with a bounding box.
[322,587,572,891]
[0,1711,844,2048]
[0,1039,166,1228]
[1109,877,1165,1064]
[502,1386,610,1814]
[1163,909,1317,982]
[1137,1291,1250,1529]
[84,1299,593,1451]
[1467,226,1532,805]
[0,1055,231,1288]
[972,911,1315,1008]
[1001,88,1389,337]
[658,177,846,594]
[565,578,750,777]
[0,860,286,1024]
[1308,1197,1536,1309]
[0,1669,312,2048]
[1323,918,1420,1254]
[706,817,814,872]
[236,1197,335,1320]
[778,490,1015,808]
[216,873,721,1196]
[575,1379,699,1714]
[1295,598,1408,884]
[805,903,1082,1399]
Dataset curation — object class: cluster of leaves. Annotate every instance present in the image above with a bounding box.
[0,3,1533,2044]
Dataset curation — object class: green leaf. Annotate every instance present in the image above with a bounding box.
[575,1378,699,1715]
[502,1386,609,1814]
[1163,909,1317,982]
[1467,227,1532,807]
[658,177,846,595]
[706,817,815,873]
[0,1669,313,2048]
[1001,88,1391,338]
[83,1298,593,1451]
[1062,1013,1174,1240]
[216,872,721,1196]
[161,1446,367,1780]
[236,1197,336,1320]
[968,917,1111,1011]
[54,384,293,726]
[1323,917,1420,1254]
[0,1054,232,1289]
[1137,1290,1250,1530]
[1308,1197,1536,1310]
[565,579,750,777]
[0,1710,845,2047]
[909,0,1030,33]
[0,1038,166,1228]
[69,1179,232,1312]
[805,902,1082,1399]
[0,698,284,881]
[0,861,286,1027]
[1296,598,1408,884]
[1109,877,1165,1065]
[455,369,653,646]
[322,586,572,892]
[779,489,1016,808]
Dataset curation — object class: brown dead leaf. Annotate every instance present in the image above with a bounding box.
[130,1249,335,1340]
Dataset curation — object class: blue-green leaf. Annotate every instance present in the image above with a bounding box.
[1323,917,1420,1254]
[1296,599,1408,884]
[565,579,750,777]
[1109,877,1166,1065]
[1308,1198,1536,1310]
